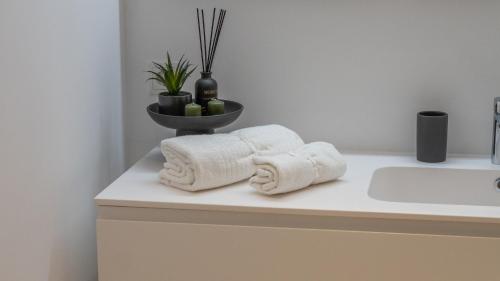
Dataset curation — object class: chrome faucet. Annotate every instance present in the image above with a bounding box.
[492,97,500,164]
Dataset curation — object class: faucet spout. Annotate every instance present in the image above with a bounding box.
[492,97,500,164]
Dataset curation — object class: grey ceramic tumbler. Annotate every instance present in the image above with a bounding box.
[417,111,448,163]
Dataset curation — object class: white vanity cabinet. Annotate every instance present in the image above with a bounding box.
[96,148,500,281]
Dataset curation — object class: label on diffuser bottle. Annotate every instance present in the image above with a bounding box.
[203,90,217,99]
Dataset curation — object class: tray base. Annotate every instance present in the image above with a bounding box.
[176,128,215,136]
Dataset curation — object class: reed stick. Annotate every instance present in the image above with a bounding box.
[201,10,207,72]
[207,8,216,71]
[196,9,204,72]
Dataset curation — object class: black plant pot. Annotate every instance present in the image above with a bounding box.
[195,72,218,113]
[158,91,192,116]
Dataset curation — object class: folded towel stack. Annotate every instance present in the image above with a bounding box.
[160,125,304,191]
[159,125,347,194]
[249,142,347,195]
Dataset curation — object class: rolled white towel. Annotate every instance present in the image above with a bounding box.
[160,125,304,191]
[250,142,347,195]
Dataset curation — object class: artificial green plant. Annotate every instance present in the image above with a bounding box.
[147,52,196,96]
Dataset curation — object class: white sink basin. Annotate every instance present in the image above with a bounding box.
[368,167,500,207]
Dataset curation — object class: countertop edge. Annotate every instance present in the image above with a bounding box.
[94,198,500,224]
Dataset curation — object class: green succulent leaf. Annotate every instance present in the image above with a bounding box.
[175,54,185,74]
[146,71,166,84]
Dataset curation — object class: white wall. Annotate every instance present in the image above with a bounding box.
[0,1,123,280]
[122,0,500,165]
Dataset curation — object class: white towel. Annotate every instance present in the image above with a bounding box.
[250,142,347,195]
[159,125,304,191]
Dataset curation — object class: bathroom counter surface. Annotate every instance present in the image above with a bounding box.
[95,147,500,224]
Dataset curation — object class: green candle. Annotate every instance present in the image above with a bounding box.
[207,99,224,115]
[184,102,201,116]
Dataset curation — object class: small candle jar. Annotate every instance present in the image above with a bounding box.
[184,102,202,116]
[207,99,224,115]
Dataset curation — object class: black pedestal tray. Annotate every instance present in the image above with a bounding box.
[147,99,243,136]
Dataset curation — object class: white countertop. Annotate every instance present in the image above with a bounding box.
[95,147,500,223]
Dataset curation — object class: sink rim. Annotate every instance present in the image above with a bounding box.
[368,166,500,207]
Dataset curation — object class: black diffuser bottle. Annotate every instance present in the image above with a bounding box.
[195,8,226,113]
[195,72,218,112]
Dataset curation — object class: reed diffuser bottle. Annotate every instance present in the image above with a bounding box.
[195,8,226,112]
[195,72,217,109]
